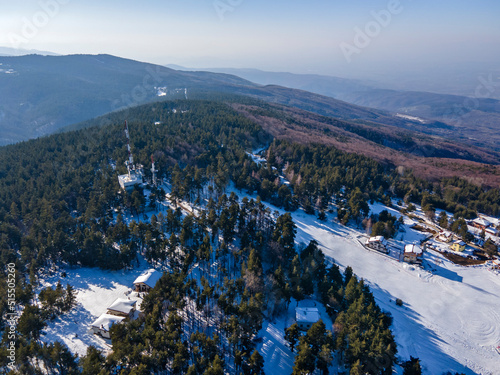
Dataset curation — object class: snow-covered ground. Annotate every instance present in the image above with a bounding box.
[291,210,500,375]
[395,113,427,123]
[38,258,151,356]
[39,173,500,374]
[221,173,500,375]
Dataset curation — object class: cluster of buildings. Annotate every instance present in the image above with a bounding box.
[437,216,499,253]
[366,236,423,265]
[437,231,466,252]
[470,217,498,237]
[90,269,162,338]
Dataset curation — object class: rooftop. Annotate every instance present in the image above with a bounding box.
[472,217,491,227]
[107,298,137,314]
[296,307,320,324]
[439,231,453,237]
[404,244,423,255]
[368,236,387,244]
[118,172,142,188]
[133,269,162,288]
[90,313,125,332]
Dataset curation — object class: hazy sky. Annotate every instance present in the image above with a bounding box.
[1,0,499,76]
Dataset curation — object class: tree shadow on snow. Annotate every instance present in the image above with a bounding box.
[368,283,478,375]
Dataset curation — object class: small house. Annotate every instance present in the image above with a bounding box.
[133,269,162,293]
[366,236,388,253]
[437,231,454,243]
[471,217,491,230]
[90,314,125,339]
[295,307,320,331]
[403,244,423,264]
[450,240,466,252]
[107,298,137,317]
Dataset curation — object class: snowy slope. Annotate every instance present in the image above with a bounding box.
[221,164,500,375]
[291,211,500,375]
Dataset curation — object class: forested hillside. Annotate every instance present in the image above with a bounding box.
[0,99,497,374]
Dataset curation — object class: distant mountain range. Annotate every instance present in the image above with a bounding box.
[0,54,255,144]
[175,66,500,153]
[0,54,422,144]
[0,46,59,56]
[1,54,499,170]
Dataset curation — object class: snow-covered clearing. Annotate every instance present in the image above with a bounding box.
[39,258,151,356]
[395,113,427,123]
[257,299,334,374]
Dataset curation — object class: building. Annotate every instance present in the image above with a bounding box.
[133,269,162,292]
[118,171,143,191]
[450,240,466,252]
[366,236,388,253]
[437,231,454,243]
[90,314,125,338]
[295,307,320,331]
[118,121,144,190]
[403,244,423,264]
[471,217,491,230]
[107,298,137,317]
[485,227,498,237]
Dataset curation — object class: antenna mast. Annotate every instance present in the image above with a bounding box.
[151,155,158,186]
[124,120,134,176]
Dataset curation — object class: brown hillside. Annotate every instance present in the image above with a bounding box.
[232,104,500,188]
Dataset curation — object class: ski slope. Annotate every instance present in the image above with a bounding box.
[291,210,500,375]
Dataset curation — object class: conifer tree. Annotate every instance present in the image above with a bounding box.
[284,323,300,352]
[204,355,224,375]
[402,356,422,375]
[247,350,265,375]
[81,346,106,375]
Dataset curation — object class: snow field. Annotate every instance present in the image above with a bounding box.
[292,210,500,375]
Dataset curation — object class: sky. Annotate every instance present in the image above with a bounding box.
[1,0,499,78]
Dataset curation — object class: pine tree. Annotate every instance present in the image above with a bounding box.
[204,355,224,375]
[292,344,315,375]
[350,359,364,375]
[284,323,300,352]
[272,213,297,262]
[81,346,106,375]
[247,350,265,375]
[63,284,77,312]
[17,305,46,340]
[402,356,422,375]
[438,211,448,228]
